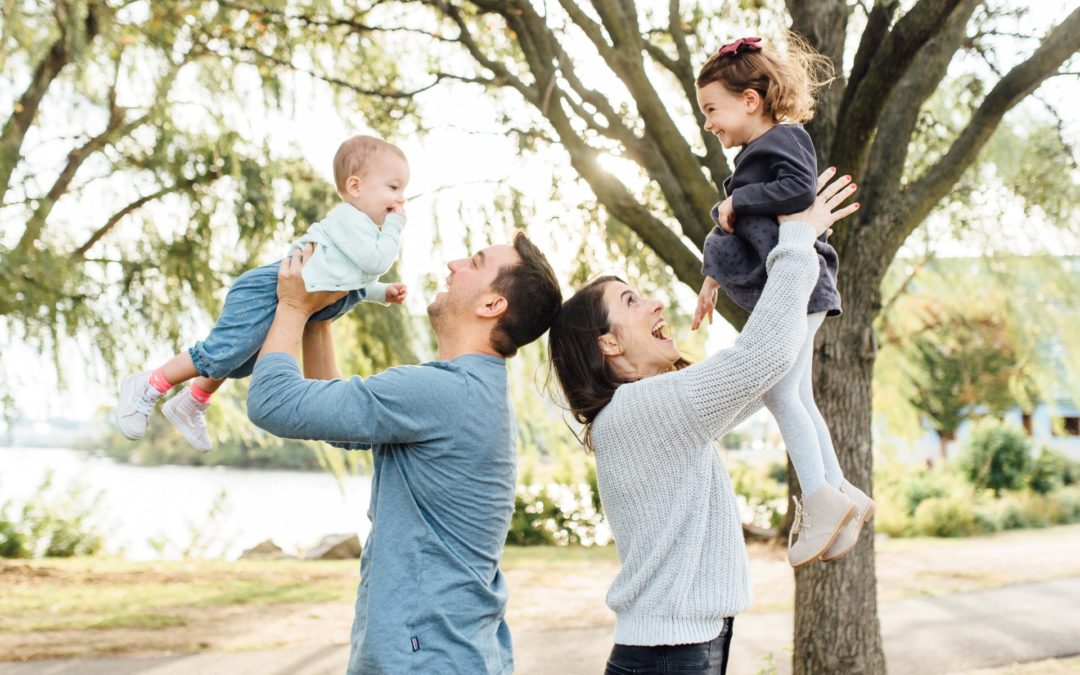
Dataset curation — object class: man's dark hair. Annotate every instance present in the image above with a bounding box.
[489,231,562,358]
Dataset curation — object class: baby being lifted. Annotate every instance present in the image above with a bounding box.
[115,135,410,451]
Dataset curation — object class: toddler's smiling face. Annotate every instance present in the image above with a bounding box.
[696,81,762,149]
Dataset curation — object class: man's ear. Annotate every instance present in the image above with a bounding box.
[598,333,622,357]
[345,175,363,198]
[476,294,508,320]
[742,89,763,114]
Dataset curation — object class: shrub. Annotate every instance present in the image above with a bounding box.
[912,496,982,537]
[1064,459,1080,486]
[767,462,789,485]
[957,419,1032,496]
[506,482,610,546]
[1052,486,1080,522]
[901,469,955,516]
[1027,447,1080,494]
[875,461,1080,539]
[976,494,1032,531]
[729,462,787,530]
[873,492,913,538]
[0,472,104,558]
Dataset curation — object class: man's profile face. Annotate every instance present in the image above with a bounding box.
[428,244,519,326]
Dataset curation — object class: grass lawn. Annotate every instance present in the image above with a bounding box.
[1,524,1078,662]
[0,547,617,635]
[0,558,358,633]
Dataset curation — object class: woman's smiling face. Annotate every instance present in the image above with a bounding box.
[599,280,681,379]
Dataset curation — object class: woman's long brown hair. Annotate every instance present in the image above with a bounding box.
[548,276,689,452]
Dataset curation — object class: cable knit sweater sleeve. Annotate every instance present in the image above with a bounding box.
[679,221,819,439]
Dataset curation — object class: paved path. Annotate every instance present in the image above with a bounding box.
[3,577,1079,674]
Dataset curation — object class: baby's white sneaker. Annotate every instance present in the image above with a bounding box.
[162,388,212,452]
[116,371,163,440]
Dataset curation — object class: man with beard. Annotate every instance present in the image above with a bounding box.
[246,232,561,674]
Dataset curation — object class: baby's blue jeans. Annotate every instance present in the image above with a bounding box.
[188,263,365,380]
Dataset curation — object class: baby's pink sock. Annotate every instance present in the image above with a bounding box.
[148,368,174,394]
[189,383,213,405]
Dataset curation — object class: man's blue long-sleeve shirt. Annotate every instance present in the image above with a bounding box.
[248,351,516,674]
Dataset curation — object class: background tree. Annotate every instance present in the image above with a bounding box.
[901,309,1035,461]
[0,1,418,449]
[218,1,1080,671]
[874,254,1080,463]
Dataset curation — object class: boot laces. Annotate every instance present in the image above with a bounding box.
[789,496,811,548]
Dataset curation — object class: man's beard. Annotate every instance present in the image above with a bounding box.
[426,296,446,333]
[427,289,478,337]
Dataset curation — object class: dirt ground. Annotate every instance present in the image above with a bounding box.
[2,524,1079,662]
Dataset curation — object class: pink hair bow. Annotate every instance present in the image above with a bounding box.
[717,36,762,57]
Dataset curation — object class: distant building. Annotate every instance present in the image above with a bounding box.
[913,398,1080,462]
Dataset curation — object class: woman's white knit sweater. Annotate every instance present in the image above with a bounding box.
[591,222,821,646]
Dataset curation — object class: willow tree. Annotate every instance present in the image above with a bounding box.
[0,1,417,410]
[223,1,1080,671]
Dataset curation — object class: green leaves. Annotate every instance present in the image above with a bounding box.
[1,0,419,413]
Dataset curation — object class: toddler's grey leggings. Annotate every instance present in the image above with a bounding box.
[761,312,844,497]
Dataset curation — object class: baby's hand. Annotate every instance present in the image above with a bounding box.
[385,283,408,304]
[389,203,407,219]
[717,196,735,234]
[692,276,721,331]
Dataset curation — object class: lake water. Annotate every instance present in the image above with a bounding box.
[0,446,372,560]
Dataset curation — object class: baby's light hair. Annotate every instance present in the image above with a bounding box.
[696,33,834,124]
[332,135,407,196]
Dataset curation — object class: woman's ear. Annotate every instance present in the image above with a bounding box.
[598,333,622,357]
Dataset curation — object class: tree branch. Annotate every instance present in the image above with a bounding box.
[0,2,103,204]
[856,0,981,230]
[436,2,536,102]
[831,0,967,178]
[890,7,1080,257]
[218,0,450,41]
[16,105,146,253]
[654,0,729,191]
[15,42,200,254]
[841,0,898,123]
[786,0,850,166]
[222,43,449,98]
[559,1,719,241]
[71,172,224,259]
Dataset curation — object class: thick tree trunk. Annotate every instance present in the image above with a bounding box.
[794,242,885,674]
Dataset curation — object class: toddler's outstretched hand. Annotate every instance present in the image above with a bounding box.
[692,276,721,331]
[716,196,735,234]
[385,283,408,304]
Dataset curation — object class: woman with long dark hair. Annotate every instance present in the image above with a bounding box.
[548,170,858,674]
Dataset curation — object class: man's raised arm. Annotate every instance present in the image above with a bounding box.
[246,245,455,447]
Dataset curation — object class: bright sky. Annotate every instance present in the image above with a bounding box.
[3,1,1078,423]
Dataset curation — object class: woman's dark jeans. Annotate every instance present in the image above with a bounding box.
[603,618,734,674]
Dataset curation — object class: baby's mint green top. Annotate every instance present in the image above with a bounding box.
[291,204,405,304]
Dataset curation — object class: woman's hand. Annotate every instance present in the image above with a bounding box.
[779,167,859,237]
